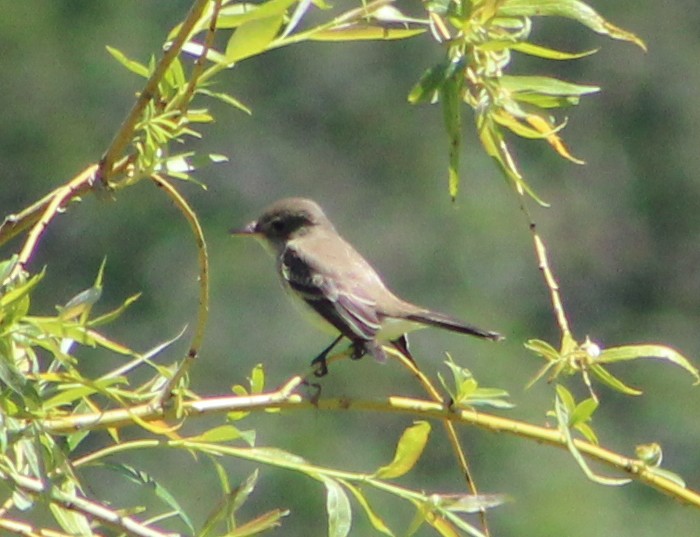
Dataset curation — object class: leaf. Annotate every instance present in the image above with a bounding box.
[375,421,431,479]
[597,344,700,384]
[105,46,150,77]
[323,477,352,537]
[510,42,599,60]
[101,462,195,533]
[438,57,465,200]
[309,25,425,42]
[342,481,394,536]
[554,389,631,486]
[588,363,642,396]
[500,75,600,97]
[50,503,94,536]
[249,363,265,393]
[498,0,646,51]
[225,15,284,63]
[197,88,252,114]
[228,509,289,537]
[189,425,256,446]
[88,292,142,327]
[408,60,451,104]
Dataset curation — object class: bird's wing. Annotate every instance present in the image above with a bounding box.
[281,242,381,341]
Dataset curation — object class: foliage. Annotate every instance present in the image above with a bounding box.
[0,1,697,537]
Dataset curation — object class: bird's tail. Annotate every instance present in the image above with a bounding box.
[406,310,504,341]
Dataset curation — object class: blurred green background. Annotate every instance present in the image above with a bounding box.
[1,1,699,535]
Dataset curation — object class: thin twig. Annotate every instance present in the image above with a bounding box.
[98,0,210,182]
[520,200,572,339]
[388,348,491,536]
[178,0,221,112]
[149,174,209,401]
[5,165,99,283]
[5,471,178,537]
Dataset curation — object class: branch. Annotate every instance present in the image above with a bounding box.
[4,471,177,537]
[149,174,209,400]
[98,0,210,181]
[39,375,700,508]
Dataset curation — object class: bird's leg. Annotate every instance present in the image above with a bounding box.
[310,334,344,377]
[353,340,389,363]
[391,334,416,364]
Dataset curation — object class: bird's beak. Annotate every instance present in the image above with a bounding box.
[229,219,259,236]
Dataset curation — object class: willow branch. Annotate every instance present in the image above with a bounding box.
[38,375,700,508]
[389,349,490,535]
[149,174,209,399]
[98,0,209,181]
[4,471,177,537]
[0,517,79,537]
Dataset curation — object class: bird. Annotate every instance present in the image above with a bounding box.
[230,197,502,376]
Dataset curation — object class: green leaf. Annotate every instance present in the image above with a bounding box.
[570,397,598,426]
[197,88,252,114]
[375,421,431,479]
[510,42,599,60]
[498,0,646,50]
[89,293,141,327]
[323,477,352,537]
[309,25,425,42]
[0,269,44,310]
[440,60,464,200]
[250,363,265,393]
[342,480,395,536]
[500,75,600,97]
[105,46,150,77]
[554,384,575,416]
[50,502,94,536]
[589,363,642,396]
[225,15,284,63]
[408,61,450,104]
[228,509,289,537]
[189,425,256,446]
[597,344,699,384]
[101,462,195,533]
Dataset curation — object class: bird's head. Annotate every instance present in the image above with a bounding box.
[230,197,333,250]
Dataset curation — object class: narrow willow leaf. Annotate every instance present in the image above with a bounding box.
[440,62,464,200]
[50,502,94,536]
[555,390,631,486]
[555,384,575,417]
[189,425,255,445]
[501,75,599,97]
[342,480,395,536]
[0,269,44,309]
[570,397,598,426]
[225,15,284,62]
[219,0,298,28]
[498,0,646,50]
[105,46,150,77]
[510,42,599,60]
[524,339,560,361]
[102,462,195,533]
[375,421,431,479]
[323,477,352,537]
[309,25,425,41]
[646,466,686,488]
[597,344,699,384]
[197,88,252,114]
[229,509,289,537]
[88,292,141,327]
[589,363,642,395]
[408,61,450,104]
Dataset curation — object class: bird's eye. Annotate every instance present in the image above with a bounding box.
[270,218,286,234]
